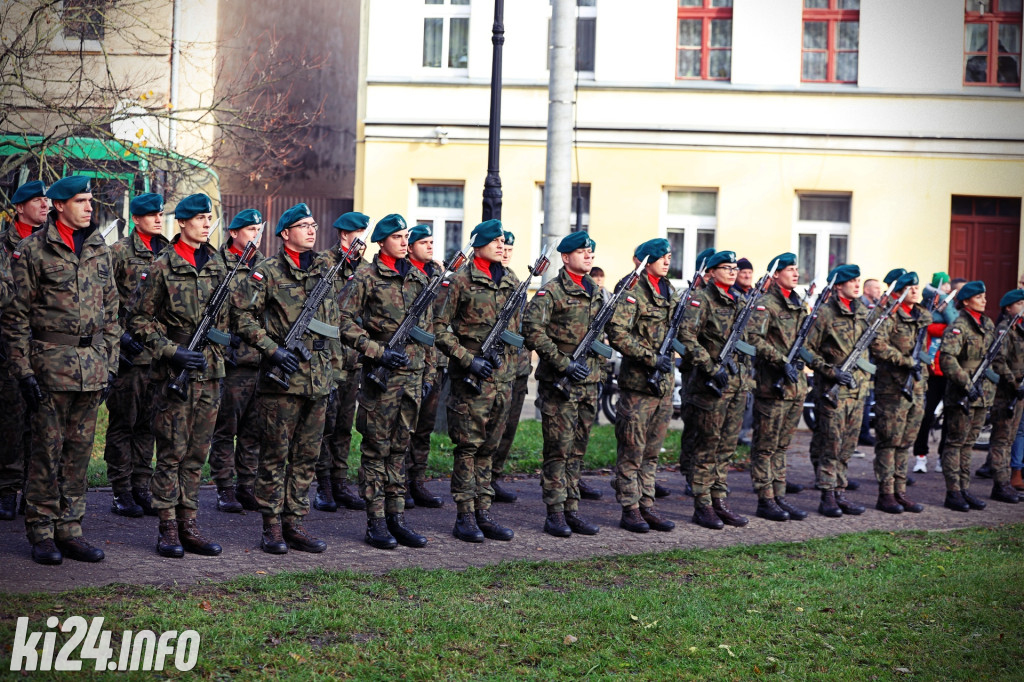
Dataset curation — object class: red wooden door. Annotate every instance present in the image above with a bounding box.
[949,196,1022,319]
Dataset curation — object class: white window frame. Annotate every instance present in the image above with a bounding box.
[49,0,105,52]
[791,192,851,287]
[661,188,718,286]
[546,0,597,80]
[533,182,590,261]
[411,181,465,263]
[421,1,471,77]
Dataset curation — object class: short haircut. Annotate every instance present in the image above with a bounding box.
[864,278,879,286]
[590,266,605,278]
[951,278,968,288]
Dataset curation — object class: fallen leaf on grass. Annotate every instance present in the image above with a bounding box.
[894,667,912,674]
[290,652,307,663]
[719,644,735,658]
[629,615,639,622]
[256,570,267,575]
[795,607,804,612]
[563,635,578,645]
[198,600,211,612]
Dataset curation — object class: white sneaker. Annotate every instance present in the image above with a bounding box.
[913,456,927,473]
[934,458,942,473]
[852,450,866,458]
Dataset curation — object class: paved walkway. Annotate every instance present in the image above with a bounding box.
[2,430,1021,594]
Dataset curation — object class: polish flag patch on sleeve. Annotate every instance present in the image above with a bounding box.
[251,271,264,282]
[689,299,700,307]
[140,272,147,280]
[536,290,547,296]
[12,250,20,259]
[626,296,636,304]
[441,281,450,287]
[756,305,766,311]
[952,328,961,335]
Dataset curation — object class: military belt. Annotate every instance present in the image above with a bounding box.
[303,338,329,352]
[166,327,194,346]
[33,330,103,348]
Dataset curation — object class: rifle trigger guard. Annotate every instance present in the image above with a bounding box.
[206,328,232,346]
[735,340,757,357]
[409,325,435,347]
[500,330,524,348]
[590,340,613,359]
[671,339,687,356]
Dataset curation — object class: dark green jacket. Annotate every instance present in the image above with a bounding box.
[869,302,932,397]
[606,274,677,397]
[990,316,1024,403]
[111,230,170,365]
[749,282,810,401]
[220,242,265,368]
[804,296,870,401]
[679,281,751,403]
[939,309,997,408]
[523,268,605,385]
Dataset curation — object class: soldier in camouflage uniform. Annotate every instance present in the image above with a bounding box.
[403,223,447,509]
[678,250,752,530]
[3,176,118,565]
[747,252,810,522]
[804,264,870,518]
[433,219,518,542]
[337,214,435,550]
[606,238,679,533]
[207,209,265,514]
[678,247,716,498]
[0,180,47,521]
[130,193,228,558]
[868,272,931,514]
[104,193,169,519]
[313,212,369,513]
[988,288,1024,504]
[232,203,338,554]
[523,231,604,538]
[939,281,996,512]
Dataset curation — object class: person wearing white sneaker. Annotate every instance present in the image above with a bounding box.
[913,456,928,473]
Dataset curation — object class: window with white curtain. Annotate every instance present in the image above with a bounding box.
[414,183,465,263]
[423,0,470,74]
[793,193,850,285]
[663,189,717,283]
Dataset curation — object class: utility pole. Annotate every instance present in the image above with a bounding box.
[541,0,575,282]
[481,0,505,222]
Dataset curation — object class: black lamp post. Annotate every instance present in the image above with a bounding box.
[481,0,504,221]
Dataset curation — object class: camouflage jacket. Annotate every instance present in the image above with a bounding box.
[220,242,266,369]
[990,317,1024,403]
[606,274,677,397]
[129,236,228,383]
[512,282,532,379]
[0,246,13,309]
[420,259,450,371]
[804,296,871,401]
[434,259,520,384]
[939,309,997,408]
[523,267,605,385]
[2,216,119,389]
[328,246,367,377]
[231,248,342,397]
[336,253,435,382]
[0,221,36,256]
[748,282,810,401]
[869,302,932,397]
[679,282,752,403]
[110,230,170,365]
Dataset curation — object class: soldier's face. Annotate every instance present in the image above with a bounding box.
[133,212,164,237]
[54,192,93,229]
[711,264,738,287]
[475,237,504,263]
[1006,300,1024,317]
[965,293,986,313]
[906,283,922,304]
[230,223,261,250]
[410,236,434,262]
[339,228,365,250]
[648,253,671,279]
[863,279,882,301]
[775,265,799,289]
[501,243,514,266]
[838,277,861,299]
[178,212,212,247]
[562,248,593,275]
[15,196,49,226]
[283,218,318,252]
[737,268,754,288]
[380,230,409,259]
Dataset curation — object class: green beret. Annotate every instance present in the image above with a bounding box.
[175,193,213,221]
[1000,289,1024,308]
[409,224,433,245]
[705,250,737,269]
[370,213,408,243]
[470,219,504,248]
[828,264,861,284]
[634,238,670,263]
[229,208,262,232]
[893,271,919,291]
[956,280,985,302]
[931,271,950,288]
[556,231,596,254]
[11,180,46,205]
[275,203,312,235]
[46,176,91,201]
[768,252,796,272]
[503,230,515,246]
[695,248,716,271]
[883,268,907,285]
[130,193,164,216]
[332,211,370,232]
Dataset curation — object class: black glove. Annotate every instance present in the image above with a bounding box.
[18,375,45,413]
[469,356,494,379]
[911,364,923,383]
[710,365,729,389]
[100,372,116,404]
[655,354,673,374]
[379,348,409,370]
[834,368,856,387]
[566,359,591,383]
[170,348,207,372]
[793,358,805,372]
[1015,385,1024,401]
[783,362,800,384]
[270,348,299,373]
[119,332,144,357]
[229,334,242,349]
[423,381,433,399]
[328,385,339,406]
[967,383,983,403]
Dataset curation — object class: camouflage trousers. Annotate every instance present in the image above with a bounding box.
[810,394,863,492]
[149,377,221,517]
[255,393,327,522]
[24,390,102,544]
[208,366,261,486]
[941,402,986,492]
[447,376,513,513]
[689,389,747,507]
[492,373,529,481]
[356,369,421,518]
[987,398,1024,486]
[0,363,30,497]
[538,380,598,513]
[613,389,672,509]
[750,397,803,499]
[406,369,446,483]
[678,401,698,483]
[873,390,925,494]
[316,368,359,482]
[103,362,155,494]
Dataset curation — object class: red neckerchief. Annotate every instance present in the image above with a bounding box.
[966,309,982,325]
[779,285,793,299]
[14,221,34,240]
[229,244,244,258]
[409,257,427,275]
[647,272,662,291]
[174,240,197,267]
[901,302,913,316]
[379,252,398,272]
[138,232,153,251]
[838,295,853,312]
[473,255,495,279]
[715,281,734,300]
[55,219,79,252]
[284,246,302,268]
[567,271,585,288]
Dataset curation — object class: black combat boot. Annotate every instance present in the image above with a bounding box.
[31,538,63,565]
[111,491,143,518]
[619,507,650,533]
[55,537,104,563]
[386,512,428,547]
[776,496,808,520]
[333,480,366,510]
[692,503,724,530]
[157,519,185,558]
[991,482,1020,504]
[132,487,157,516]
[894,491,924,513]
[492,479,518,503]
[654,482,672,498]
[756,497,790,522]
[961,489,987,510]
[365,517,397,550]
[283,522,327,552]
[578,478,603,500]
[565,510,599,535]
[216,484,243,513]
[943,490,970,512]
[640,506,675,532]
[785,481,805,495]
[475,509,514,541]
[846,479,861,491]
[835,490,865,515]
[683,480,695,497]
[712,497,749,527]
[410,480,443,508]
[875,492,904,514]
[453,512,485,543]
[179,518,222,556]
[261,517,289,554]
[818,490,843,518]
[544,511,572,537]
[235,484,259,512]
[0,493,16,521]
[313,475,338,512]
[975,461,994,479]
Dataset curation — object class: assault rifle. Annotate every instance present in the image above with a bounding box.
[705,260,779,393]
[900,289,956,399]
[772,274,837,398]
[645,263,707,396]
[265,236,364,390]
[364,244,472,391]
[464,245,554,395]
[958,308,1024,413]
[168,223,265,399]
[822,288,909,408]
[553,257,649,399]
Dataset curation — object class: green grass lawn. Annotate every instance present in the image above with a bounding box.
[2,525,1020,680]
